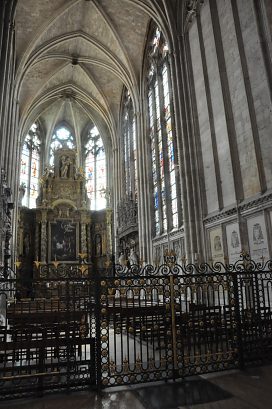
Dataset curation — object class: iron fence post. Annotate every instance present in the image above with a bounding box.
[253,270,263,360]
[94,266,102,390]
[232,271,244,370]
[169,274,178,380]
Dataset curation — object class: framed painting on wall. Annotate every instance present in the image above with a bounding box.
[49,220,78,262]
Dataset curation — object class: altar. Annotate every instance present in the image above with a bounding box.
[17,147,112,282]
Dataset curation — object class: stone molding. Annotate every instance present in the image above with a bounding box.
[204,192,272,226]
[152,227,184,246]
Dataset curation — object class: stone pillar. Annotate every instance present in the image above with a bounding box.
[80,216,87,255]
[40,211,47,262]
[134,108,153,263]
[106,208,112,255]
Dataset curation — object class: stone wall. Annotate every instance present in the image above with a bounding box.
[187,0,272,262]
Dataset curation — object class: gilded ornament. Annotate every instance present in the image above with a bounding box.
[108,288,116,296]
[15,261,22,269]
[123,357,129,373]
[135,356,142,371]
[109,359,116,374]
[148,357,155,369]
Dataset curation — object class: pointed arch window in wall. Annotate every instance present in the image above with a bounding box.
[49,126,75,165]
[122,89,137,200]
[20,123,40,208]
[147,27,180,236]
[85,126,106,210]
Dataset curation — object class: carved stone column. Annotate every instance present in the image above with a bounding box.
[80,215,87,255]
[40,211,47,262]
[0,168,13,268]
[106,208,112,255]
[35,220,40,261]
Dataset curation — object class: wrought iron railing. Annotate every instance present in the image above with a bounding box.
[0,253,271,399]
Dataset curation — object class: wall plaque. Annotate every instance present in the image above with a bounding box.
[247,214,269,263]
[226,222,241,265]
[209,227,224,264]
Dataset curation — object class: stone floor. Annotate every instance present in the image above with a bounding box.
[0,365,271,409]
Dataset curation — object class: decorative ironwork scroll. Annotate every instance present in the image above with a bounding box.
[0,253,271,399]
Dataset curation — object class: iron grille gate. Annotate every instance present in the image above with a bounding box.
[0,254,272,399]
[97,269,239,387]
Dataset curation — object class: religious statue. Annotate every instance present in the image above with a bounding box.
[18,183,26,206]
[75,166,85,180]
[60,155,71,178]
[128,248,138,265]
[40,166,53,185]
[118,252,127,266]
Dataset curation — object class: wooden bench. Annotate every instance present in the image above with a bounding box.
[4,298,90,367]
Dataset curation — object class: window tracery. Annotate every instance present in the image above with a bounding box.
[85,125,106,210]
[19,123,41,209]
[147,26,180,236]
[49,126,75,166]
[121,89,137,200]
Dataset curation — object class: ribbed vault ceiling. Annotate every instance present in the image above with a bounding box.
[15,0,156,149]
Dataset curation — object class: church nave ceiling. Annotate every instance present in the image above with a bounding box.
[15,0,153,145]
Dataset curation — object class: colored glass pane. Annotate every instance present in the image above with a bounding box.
[85,126,106,210]
[19,123,40,208]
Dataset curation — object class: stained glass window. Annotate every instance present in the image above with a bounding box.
[19,123,40,208]
[49,126,75,165]
[85,125,106,210]
[147,26,180,236]
[121,89,137,200]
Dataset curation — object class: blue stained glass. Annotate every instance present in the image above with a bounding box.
[148,27,178,234]
[154,191,159,209]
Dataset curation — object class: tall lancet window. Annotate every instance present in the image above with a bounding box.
[121,89,137,200]
[146,26,180,236]
[85,125,106,210]
[49,125,75,165]
[20,123,41,208]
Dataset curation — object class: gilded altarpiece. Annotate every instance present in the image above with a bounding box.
[18,148,112,277]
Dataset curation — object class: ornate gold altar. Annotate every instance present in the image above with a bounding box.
[17,147,112,279]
